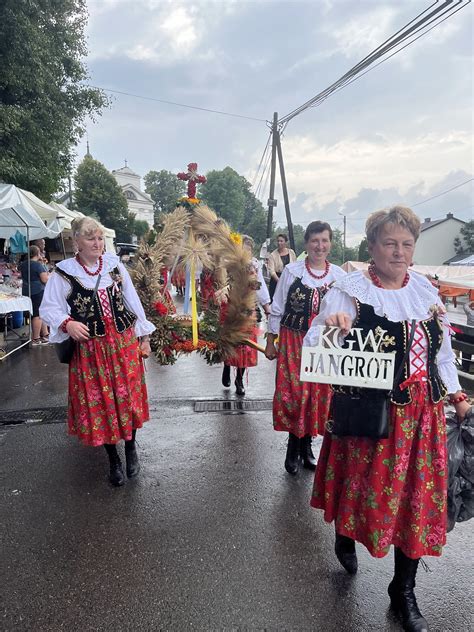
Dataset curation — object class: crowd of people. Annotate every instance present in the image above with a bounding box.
[3,207,471,632]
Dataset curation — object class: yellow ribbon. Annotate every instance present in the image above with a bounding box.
[190,260,198,347]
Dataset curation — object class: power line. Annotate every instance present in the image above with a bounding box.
[278,0,470,125]
[326,0,471,102]
[411,177,473,206]
[251,132,272,189]
[89,85,267,123]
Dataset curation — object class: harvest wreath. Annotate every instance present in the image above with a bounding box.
[130,203,259,366]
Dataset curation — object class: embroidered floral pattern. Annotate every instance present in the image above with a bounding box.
[311,382,447,558]
[67,325,149,446]
[273,327,331,437]
[72,293,93,319]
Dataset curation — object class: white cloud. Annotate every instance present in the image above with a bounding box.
[325,7,398,59]
[279,130,472,207]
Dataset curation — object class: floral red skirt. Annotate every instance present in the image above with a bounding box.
[225,327,259,368]
[311,382,447,559]
[67,323,150,447]
[273,326,331,437]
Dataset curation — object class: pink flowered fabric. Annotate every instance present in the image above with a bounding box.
[273,326,331,437]
[311,382,447,559]
[67,324,149,446]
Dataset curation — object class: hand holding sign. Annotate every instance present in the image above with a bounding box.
[324,312,353,336]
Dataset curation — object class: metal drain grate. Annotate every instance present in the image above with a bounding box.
[0,406,68,426]
[194,399,272,413]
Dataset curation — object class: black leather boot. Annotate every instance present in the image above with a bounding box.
[284,433,300,475]
[300,435,317,470]
[125,430,140,478]
[335,532,358,575]
[222,364,231,387]
[104,444,125,487]
[388,548,429,632]
[235,368,245,396]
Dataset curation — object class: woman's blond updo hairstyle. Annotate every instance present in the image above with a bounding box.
[365,206,421,244]
[71,217,104,239]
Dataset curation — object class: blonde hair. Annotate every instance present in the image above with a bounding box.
[366,205,421,244]
[71,216,104,239]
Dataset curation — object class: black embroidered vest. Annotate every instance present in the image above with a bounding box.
[280,278,325,333]
[337,301,447,405]
[57,267,136,338]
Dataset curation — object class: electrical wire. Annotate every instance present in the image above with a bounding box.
[325,0,471,102]
[89,85,267,123]
[251,132,272,189]
[278,0,470,125]
[279,1,454,122]
[411,177,473,206]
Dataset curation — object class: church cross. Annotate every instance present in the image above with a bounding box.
[177,162,206,199]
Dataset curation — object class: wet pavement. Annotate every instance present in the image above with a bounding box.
[1,344,473,631]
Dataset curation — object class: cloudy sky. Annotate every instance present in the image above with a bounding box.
[81,0,473,243]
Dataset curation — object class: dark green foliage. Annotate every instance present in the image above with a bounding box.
[0,0,108,199]
[200,167,267,247]
[454,220,474,254]
[358,237,370,262]
[74,156,135,242]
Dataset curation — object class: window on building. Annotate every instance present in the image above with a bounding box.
[125,190,136,200]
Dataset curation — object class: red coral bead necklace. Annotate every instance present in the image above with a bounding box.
[305,257,330,280]
[76,254,103,277]
[368,263,409,288]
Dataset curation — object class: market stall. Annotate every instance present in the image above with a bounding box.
[0,183,60,360]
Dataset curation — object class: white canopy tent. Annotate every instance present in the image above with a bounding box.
[48,202,116,253]
[452,254,474,266]
[0,183,61,241]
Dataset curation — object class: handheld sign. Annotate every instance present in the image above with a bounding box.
[300,326,396,390]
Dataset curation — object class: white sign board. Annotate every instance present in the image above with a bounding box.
[300,326,396,390]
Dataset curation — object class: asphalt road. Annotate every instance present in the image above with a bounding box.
[0,345,473,631]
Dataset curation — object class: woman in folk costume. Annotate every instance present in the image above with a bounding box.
[304,207,470,632]
[40,217,155,488]
[171,260,186,296]
[221,235,271,396]
[265,221,345,475]
[266,233,297,301]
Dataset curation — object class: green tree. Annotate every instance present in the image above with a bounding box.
[358,238,370,262]
[74,156,134,242]
[454,220,474,254]
[326,229,358,266]
[200,166,268,248]
[200,167,246,229]
[241,178,267,247]
[133,219,150,240]
[144,169,186,223]
[0,0,107,200]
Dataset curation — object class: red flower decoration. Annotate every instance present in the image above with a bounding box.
[154,302,168,316]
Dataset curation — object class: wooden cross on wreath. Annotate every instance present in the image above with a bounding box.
[177,162,206,200]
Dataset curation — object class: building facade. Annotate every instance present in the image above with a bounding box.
[112,165,154,228]
[414,213,466,265]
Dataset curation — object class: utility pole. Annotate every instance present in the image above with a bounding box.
[266,112,278,239]
[275,132,295,251]
[266,111,295,252]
